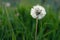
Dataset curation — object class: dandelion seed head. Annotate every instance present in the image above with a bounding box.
[5,2,11,7]
[31,5,46,19]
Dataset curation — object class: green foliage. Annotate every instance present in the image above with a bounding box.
[0,4,60,40]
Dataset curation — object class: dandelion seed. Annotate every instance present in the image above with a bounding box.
[31,5,46,19]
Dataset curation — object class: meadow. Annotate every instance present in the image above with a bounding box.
[0,0,60,40]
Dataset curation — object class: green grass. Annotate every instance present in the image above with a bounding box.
[0,4,60,40]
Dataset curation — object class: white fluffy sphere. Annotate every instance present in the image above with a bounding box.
[5,2,11,7]
[31,5,46,19]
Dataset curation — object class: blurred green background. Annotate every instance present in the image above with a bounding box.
[0,0,60,40]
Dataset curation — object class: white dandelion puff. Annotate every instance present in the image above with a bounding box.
[31,5,46,19]
[5,2,11,7]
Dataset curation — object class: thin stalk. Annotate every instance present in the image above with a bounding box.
[35,17,38,40]
[22,34,25,40]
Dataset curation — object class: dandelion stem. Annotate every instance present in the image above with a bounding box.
[35,17,38,40]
